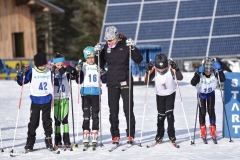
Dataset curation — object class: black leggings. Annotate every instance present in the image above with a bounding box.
[156,92,176,138]
[82,95,99,131]
[198,94,216,125]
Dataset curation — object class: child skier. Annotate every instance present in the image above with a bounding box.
[16,53,54,151]
[52,53,77,149]
[144,54,183,145]
[75,46,106,150]
[190,57,225,143]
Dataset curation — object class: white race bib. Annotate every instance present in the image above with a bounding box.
[30,68,53,96]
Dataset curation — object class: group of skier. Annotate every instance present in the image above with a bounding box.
[15,25,225,152]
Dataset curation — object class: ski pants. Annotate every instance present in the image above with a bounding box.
[108,86,135,139]
[27,101,53,144]
[54,98,70,144]
[54,98,70,134]
[156,92,176,139]
[198,94,216,125]
[81,95,99,131]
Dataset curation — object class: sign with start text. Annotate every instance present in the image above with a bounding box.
[223,72,240,138]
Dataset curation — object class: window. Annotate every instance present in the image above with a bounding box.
[12,32,25,57]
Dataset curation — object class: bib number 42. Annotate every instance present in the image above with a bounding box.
[39,82,47,90]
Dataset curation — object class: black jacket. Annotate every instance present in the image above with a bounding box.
[100,37,143,87]
[190,71,225,86]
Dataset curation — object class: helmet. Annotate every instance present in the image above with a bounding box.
[155,54,168,69]
[83,46,95,59]
[104,26,119,41]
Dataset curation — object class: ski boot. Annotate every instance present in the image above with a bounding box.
[127,136,134,144]
[155,136,163,143]
[210,124,217,144]
[112,137,120,144]
[91,130,98,150]
[24,137,35,152]
[45,135,54,151]
[200,125,207,144]
[83,130,90,151]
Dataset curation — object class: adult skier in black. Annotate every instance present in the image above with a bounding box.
[94,26,143,144]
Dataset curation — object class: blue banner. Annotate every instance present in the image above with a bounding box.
[223,72,240,138]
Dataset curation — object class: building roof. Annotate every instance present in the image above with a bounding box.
[14,0,64,13]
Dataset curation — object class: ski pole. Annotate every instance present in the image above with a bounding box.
[51,63,56,108]
[139,60,152,147]
[50,63,55,146]
[128,44,132,146]
[169,59,193,144]
[69,77,77,147]
[192,100,199,145]
[76,60,82,147]
[193,84,203,145]
[11,70,26,154]
[0,128,3,152]
[55,74,63,148]
[97,48,104,148]
[213,59,233,142]
[192,60,205,145]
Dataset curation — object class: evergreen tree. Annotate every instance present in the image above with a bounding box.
[36,0,106,61]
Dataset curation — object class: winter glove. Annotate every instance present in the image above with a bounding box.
[213,61,222,74]
[75,61,83,72]
[94,43,101,51]
[100,69,107,76]
[50,64,56,72]
[54,68,60,76]
[126,38,136,50]
[75,64,82,72]
[169,60,179,71]
[17,65,29,76]
[66,65,76,75]
[59,67,66,76]
[197,66,205,76]
[213,61,221,70]
[145,62,153,73]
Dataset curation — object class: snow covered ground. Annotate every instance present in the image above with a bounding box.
[1,72,240,160]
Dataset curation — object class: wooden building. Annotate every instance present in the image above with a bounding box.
[0,0,64,59]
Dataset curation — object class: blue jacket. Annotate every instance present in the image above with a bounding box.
[17,67,52,104]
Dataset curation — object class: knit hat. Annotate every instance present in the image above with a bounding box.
[204,57,213,72]
[155,54,168,69]
[104,26,119,41]
[34,53,47,67]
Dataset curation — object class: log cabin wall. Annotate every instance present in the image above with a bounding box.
[0,0,37,59]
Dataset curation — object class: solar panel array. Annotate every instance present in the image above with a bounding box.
[100,0,240,59]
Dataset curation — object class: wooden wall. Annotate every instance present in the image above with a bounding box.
[0,0,37,59]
